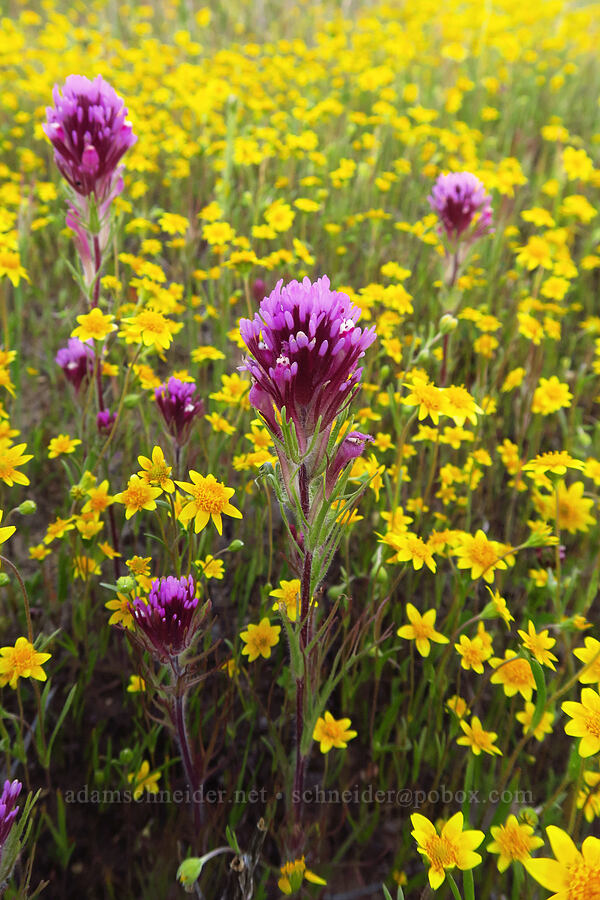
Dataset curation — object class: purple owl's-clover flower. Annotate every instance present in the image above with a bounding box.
[428,172,493,245]
[130,576,199,663]
[0,779,22,864]
[43,74,136,203]
[240,276,376,458]
[55,337,95,392]
[44,75,136,287]
[155,377,204,448]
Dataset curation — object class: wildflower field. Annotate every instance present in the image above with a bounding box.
[1,0,600,897]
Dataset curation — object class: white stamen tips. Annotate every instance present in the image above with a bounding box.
[339,318,355,334]
[276,354,291,367]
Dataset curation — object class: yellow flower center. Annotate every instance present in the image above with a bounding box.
[190,480,229,513]
[136,311,167,333]
[567,860,600,899]
[127,484,150,507]
[468,537,498,569]
[11,643,37,673]
[494,823,532,861]
[584,712,600,738]
[424,834,457,872]
[412,619,432,640]
[502,658,532,686]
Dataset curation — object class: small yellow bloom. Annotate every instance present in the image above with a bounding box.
[457,716,502,756]
[195,555,224,580]
[240,618,280,662]
[127,760,160,800]
[105,593,135,630]
[517,620,558,669]
[411,811,484,890]
[490,651,536,701]
[516,701,554,741]
[270,579,301,621]
[313,711,357,754]
[137,446,174,493]
[115,476,162,519]
[127,675,146,693]
[0,636,51,688]
[48,434,81,459]
[71,308,117,342]
[278,857,326,894]
[488,815,544,872]
[176,471,242,535]
[397,603,449,657]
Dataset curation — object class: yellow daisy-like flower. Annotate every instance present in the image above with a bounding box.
[453,530,507,583]
[137,446,174,493]
[397,603,449,657]
[524,826,600,898]
[562,688,600,757]
[119,309,181,352]
[105,592,136,630]
[522,450,585,478]
[488,815,544,872]
[0,636,51,688]
[48,434,81,459]
[195,555,225,580]
[411,811,484,890]
[533,481,595,534]
[115,475,162,519]
[278,857,326,895]
[442,385,483,427]
[71,308,117,342]
[0,441,33,487]
[270,579,301,621]
[240,618,281,662]
[457,715,502,756]
[176,471,242,535]
[403,376,448,424]
[454,634,491,673]
[490,651,536,701]
[313,711,357,754]
[517,620,558,669]
[82,480,114,515]
[531,376,572,415]
[382,531,437,573]
[127,760,160,800]
[516,701,554,741]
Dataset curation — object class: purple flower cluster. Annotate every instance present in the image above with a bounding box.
[155,377,204,447]
[55,337,95,392]
[240,276,376,451]
[428,172,493,244]
[44,74,136,202]
[131,576,199,662]
[0,779,21,862]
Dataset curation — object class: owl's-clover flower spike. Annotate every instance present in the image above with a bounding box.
[0,779,22,863]
[155,377,205,448]
[55,337,95,393]
[44,74,136,202]
[130,575,200,662]
[428,172,493,244]
[240,276,376,453]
